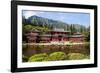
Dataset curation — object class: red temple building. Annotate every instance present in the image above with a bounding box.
[25,28,85,43]
[48,28,70,42]
[69,33,85,42]
[25,30,40,43]
[40,35,51,43]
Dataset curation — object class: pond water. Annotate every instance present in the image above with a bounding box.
[23,44,90,58]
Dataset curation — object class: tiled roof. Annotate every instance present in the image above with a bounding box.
[48,30,70,33]
[40,34,51,37]
[69,35,85,37]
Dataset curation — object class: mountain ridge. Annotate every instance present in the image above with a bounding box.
[23,15,88,32]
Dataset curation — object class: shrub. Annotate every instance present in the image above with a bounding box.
[28,53,48,62]
[49,52,67,61]
[67,53,86,60]
[85,55,90,59]
[22,55,28,62]
[22,44,27,52]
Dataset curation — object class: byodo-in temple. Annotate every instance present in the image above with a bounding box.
[24,28,85,43]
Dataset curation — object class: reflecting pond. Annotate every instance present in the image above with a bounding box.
[23,43,90,58]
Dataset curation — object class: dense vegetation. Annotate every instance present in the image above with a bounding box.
[23,52,89,62]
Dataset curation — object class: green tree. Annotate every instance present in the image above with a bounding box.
[70,24,77,35]
[24,25,33,32]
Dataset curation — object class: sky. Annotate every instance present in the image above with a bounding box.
[22,10,90,27]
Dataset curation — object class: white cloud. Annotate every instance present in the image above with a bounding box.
[23,11,39,19]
